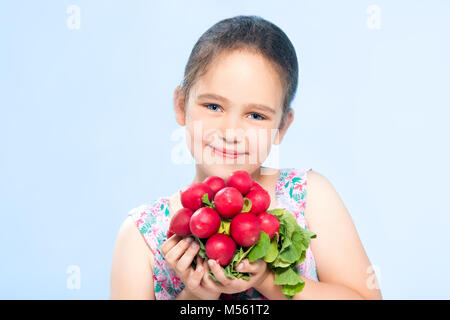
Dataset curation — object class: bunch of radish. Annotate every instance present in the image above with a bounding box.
[167,170,280,266]
[167,170,317,299]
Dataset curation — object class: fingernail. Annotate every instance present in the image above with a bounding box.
[236,263,243,271]
[196,265,203,273]
[191,241,198,249]
[186,237,193,243]
[208,260,215,268]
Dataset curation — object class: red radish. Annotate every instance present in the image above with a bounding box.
[256,211,280,239]
[168,207,194,236]
[226,170,252,195]
[205,233,237,266]
[189,207,221,238]
[230,212,261,247]
[166,229,175,238]
[248,180,264,193]
[245,189,271,215]
[180,182,214,211]
[214,187,244,218]
[203,176,226,196]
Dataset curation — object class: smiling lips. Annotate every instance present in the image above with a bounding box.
[208,145,247,159]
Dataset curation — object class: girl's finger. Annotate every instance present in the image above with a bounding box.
[236,259,255,273]
[164,236,194,263]
[185,257,204,292]
[236,258,262,273]
[201,262,226,294]
[208,259,232,286]
[160,234,182,256]
[197,255,204,267]
[176,240,200,272]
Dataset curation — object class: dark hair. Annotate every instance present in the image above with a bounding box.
[181,15,299,126]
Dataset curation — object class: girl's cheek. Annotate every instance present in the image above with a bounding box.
[188,105,211,121]
[247,134,260,164]
[246,127,274,164]
[261,128,277,163]
[184,120,217,159]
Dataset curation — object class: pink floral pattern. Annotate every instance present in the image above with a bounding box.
[128,167,319,300]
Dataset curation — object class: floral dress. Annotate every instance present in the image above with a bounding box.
[128,167,319,300]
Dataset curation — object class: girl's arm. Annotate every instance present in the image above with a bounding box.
[255,170,382,300]
[255,272,367,300]
[110,217,211,300]
[110,216,156,299]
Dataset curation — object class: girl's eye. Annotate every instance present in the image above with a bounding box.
[203,104,265,120]
[248,113,266,121]
[204,104,221,112]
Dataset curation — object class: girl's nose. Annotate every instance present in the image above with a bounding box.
[220,115,245,144]
[221,130,240,144]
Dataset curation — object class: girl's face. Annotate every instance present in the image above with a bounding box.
[174,49,293,180]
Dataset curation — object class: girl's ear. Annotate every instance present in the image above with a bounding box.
[274,109,294,145]
[174,86,187,126]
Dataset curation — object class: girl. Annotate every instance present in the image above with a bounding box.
[110,15,382,300]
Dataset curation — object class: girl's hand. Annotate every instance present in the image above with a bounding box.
[161,235,220,300]
[204,258,271,295]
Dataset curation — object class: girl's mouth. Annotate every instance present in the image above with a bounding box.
[208,145,247,159]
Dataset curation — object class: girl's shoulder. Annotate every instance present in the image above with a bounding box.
[298,168,341,223]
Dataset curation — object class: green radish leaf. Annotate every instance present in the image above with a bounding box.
[304,228,317,239]
[274,266,303,286]
[265,207,314,298]
[198,250,207,259]
[281,214,297,238]
[279,235,292,252]
[230,246,245,269]
[263,237,278,263]
[295,249,307,266]
[223,266,234,279]
[228,268,251,280]
[217,246,252,280]
[268,208,297,238]
[223,264,251,280]
[267,208,289,217]
[291,228,307,253]
[279,243,300,264]
[291,226,317,259]
[201,193,214,208]
[234,243,255,268]
[248,231,270,262]
[208,248,253,281]
[234,246,244,261]
[282,279,305,299]
[241,198,252,213]
[211,265,251,282]
[192,235,207,259]
[272,256,292,268]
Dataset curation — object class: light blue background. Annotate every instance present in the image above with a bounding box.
[1,0,449,299]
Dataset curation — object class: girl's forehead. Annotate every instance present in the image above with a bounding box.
[209,49,279,78]
[193,50,284,109]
